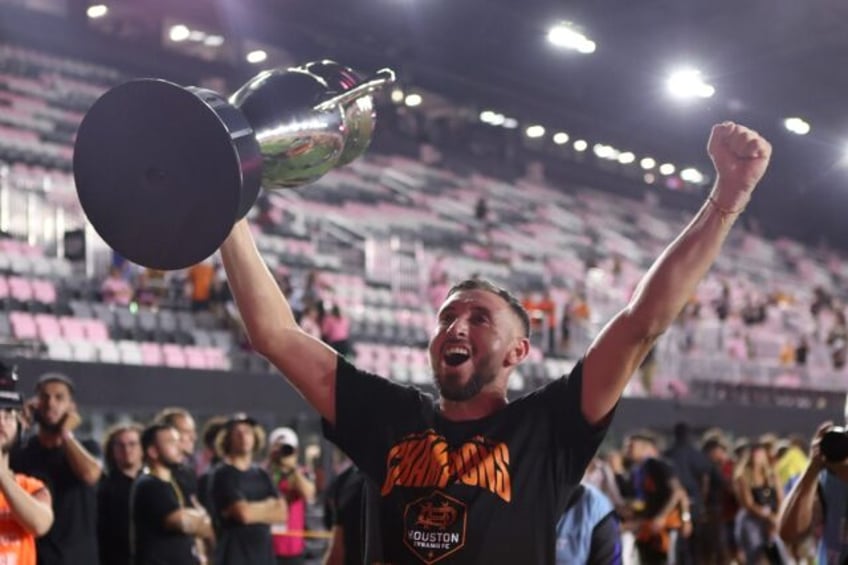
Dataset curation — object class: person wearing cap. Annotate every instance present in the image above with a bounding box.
[11,372,102,565]
[267,427,315,565]
[0,362,54,565]
[209,413,285,565]
[131,422,213,565]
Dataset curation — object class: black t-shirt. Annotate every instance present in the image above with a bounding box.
[664,443,711,515]
[323,465,367,565]
[98,469,138,565]
[10,435,101,565]
[130,473,197,565]
[633,458,676,519]
[323,357,611,564]
[209,463,277,565]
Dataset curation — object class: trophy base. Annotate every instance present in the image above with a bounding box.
[73,79,259,270]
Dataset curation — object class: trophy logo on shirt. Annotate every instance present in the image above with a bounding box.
[404,491,467,564]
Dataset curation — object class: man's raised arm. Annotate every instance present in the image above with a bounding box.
[220,220,339,424]
[582,122,772,424]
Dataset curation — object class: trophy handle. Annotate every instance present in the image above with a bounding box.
[314,68,396,111]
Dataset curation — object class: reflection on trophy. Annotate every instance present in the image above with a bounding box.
[72,60,396,270]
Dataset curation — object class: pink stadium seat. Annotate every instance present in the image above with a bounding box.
[184,346,208,369]
[203,347,230,370]
[31,279,57,305]
[10,311,37,340]
[83,319,110,342]
[8,277,33,302]
[59,316,86,341]
[140,342,163,366]
[162,344,187,368]
[34,313,61,341]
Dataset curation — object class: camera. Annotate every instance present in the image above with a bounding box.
[820,427,848,462]
[280,445,296,457]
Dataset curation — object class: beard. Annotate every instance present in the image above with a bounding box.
[435,366,497,402]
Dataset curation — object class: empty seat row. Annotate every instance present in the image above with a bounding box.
[44,339,230,370]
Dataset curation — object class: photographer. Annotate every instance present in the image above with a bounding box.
[778,422,848,563]
[267,428,315,565]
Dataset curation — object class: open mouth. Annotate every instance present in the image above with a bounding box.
[443,346,471,367]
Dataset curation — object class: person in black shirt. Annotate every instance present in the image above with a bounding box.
[98,423,144,565]
[155,407,199,502]
[12,372,102,565]
[322,457,366,565]
[131,423,213,565]
[209,413,284,565]
[218,123,772,562]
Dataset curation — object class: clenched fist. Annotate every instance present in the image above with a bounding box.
[707,122,772,211]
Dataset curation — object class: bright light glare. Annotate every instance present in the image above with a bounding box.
[404,93,423,107]
[169,25,191,42]
[640,157,656,170]
[246,50,267,64]
[547,23,596,54]
[86,4,108,18]
[553,132,570,145]
[666,68,715,100]
[618,152,635,165]
[680,168,704,183]
[204,35,224,47]
[502,118,519,129]
[784,117,810,136]
[391,89,405,103]
[659,163,676,175]
[593,144,619,160]
[526,125,545,139]
[188,30,206,42]
[573,139,588,152]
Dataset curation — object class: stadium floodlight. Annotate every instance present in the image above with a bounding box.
[553,132,570,145]
[391,89,405,104]
[87,4,108,18]
[593,144,618,160]
[573,139,588,152]
[404,93,423,107]
[204,35,224,47]
[666,68,715,100]
[618,152,635,165]
[526,125,546,139]
[246,50,267,64]
[659,163,676,175]
[784,117,810,136]
[640,157,656,170]
[502,118,519,129]
[169,25,191,42]
[680,167,704,184]
[547,23,596,54]
[480,110,497,123]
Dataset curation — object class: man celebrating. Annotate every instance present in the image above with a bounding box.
[12,373,102,565]
[0,363,54,565]
[219,122,771,562]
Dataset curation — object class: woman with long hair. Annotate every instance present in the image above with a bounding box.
[734,442,784,563]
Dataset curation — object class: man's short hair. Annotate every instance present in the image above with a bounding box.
[141,422,175,454]
[35,372,75,396]
[627,429,659,446]
[445,279,531,338]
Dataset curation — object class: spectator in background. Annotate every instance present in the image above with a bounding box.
[734,441,784,563]
[775,435,808,493]
[210,414,284,565]
[555,483,622,564]
[625,431,692,565]
[13,373,102,565]
[155,407,199,501]
[267,427,315,565]
[322,304,351,357]
[322,453,366,565]
[299,304,323,340]
[187,260,216,311]
[664,422,713,564]
[101,265,134,306]
[828,310,848,370]
[133,270,159,309]
[0,362,53,565]
[701,435,739,565]
[197,416,228,511]
[131,423,213,565]
[98,423,143,565]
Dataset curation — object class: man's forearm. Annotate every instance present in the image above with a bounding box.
[244,497,287,524]
[0,473,53,536]
[289,469,316,502]
[62,434,102,485]
[778,465,821,542]
[220,220,298,354]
